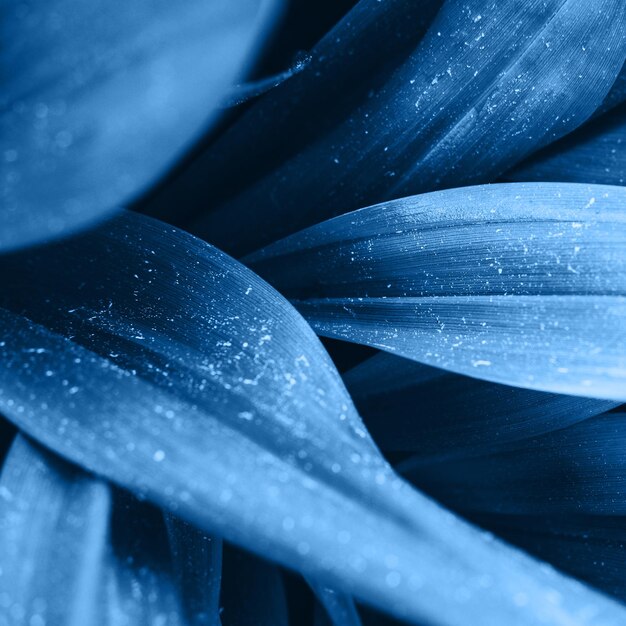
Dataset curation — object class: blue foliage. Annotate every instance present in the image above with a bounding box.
[1,1,626,625]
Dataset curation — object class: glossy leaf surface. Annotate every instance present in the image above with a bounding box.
[199,0,626,255]
[249,182,626,401]
[0,212,622,625]
[508,104,626,186]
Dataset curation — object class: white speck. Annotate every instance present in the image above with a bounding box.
[472,359,492,367]
[583,197,596,209]
[153,450,166,462]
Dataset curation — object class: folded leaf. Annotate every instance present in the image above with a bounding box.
[197,0,626,255]
[345,352,617,458]
[507,104,626,186]
[402,412,626,516]
[0,212,623,625]
[248,182,626,401]
[0,436,110,626]
[0,0,280,251]
[148,0,443,224]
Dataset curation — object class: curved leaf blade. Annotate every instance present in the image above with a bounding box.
[468,514,626,604]
[0,436,110,626]
[165,514,223,626]
[0,0,280,251]
[0,213,624,625]
[249,182,626,401]
[507,104,626,186]
[345,352,618,458]
[403,411,626,517]
[149,0,443,224]
[198,0,626,255]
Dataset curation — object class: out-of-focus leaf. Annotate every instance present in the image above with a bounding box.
[149,0,443,224]
[248,182,626,401]
[0,436,187,625]
[165,514,223,626]
[197,0,626,255]
[402,411,626,516]
[0,213,622,625]
[0,0,281,252]
[0,436,110,626]
[507,103,626,186]
[344,352,618,459]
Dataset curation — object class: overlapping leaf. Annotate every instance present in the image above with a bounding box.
[148,0,443,223]
[508,103,626,186]
[0,212,622,625]
[165,515,223,626]
[197,0,626,255]
[248,182,626,401]
[0,0,280,251]
[345,352,618,459]
[401,412,626,601]
[307,583,362,626]
[468,514,626,604]
[0,436,109,626]
[403,411,626,516]
[0,435,193,625]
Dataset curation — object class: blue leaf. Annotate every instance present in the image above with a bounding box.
[0,0,281,251]
[307,581,362,626]
[196,0,626,255]
[0,436,110,626]
[344,352,618,459]
[147,0,443,225]
[468,514,626,603]
[248,182,626,401]
[507,104,626,186]
[107,491,188,625]
[597,63,626,115]
[165,514,223,626]
[402,411,626,516]
[0,212,623,625]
